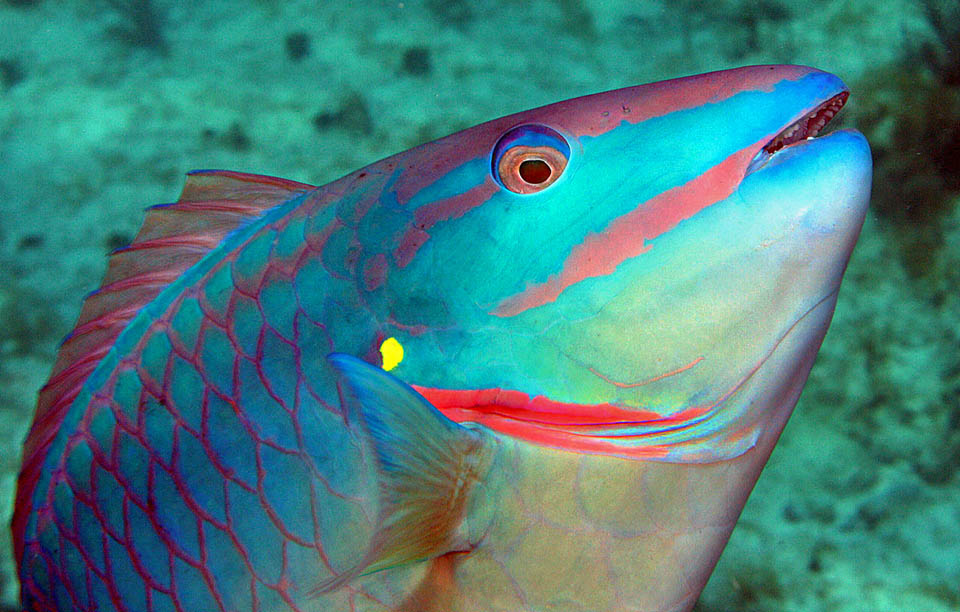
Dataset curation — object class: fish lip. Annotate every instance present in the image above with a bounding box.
[746,88,850,176]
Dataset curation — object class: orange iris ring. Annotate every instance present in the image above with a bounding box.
[497,145,569,194]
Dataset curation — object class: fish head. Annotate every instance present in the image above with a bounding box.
[379,65,871,460]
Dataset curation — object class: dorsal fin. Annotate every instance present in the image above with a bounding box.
[13,170,314,563]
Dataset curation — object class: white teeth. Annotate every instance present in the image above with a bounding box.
[762,92,847,154]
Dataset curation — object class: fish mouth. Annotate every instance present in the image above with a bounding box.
[764,91,848,154]
[746,90,849,175]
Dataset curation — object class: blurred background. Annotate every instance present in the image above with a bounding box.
[0,0,957,610]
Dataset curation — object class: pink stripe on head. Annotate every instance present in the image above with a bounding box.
[394,179,498,268]
[413,179,499,230]
[492,142,762,317]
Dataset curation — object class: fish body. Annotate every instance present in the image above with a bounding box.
[13,65,871,612]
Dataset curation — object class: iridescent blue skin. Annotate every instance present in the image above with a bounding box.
[15,65,871,612]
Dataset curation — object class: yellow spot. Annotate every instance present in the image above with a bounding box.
[380,337,404,371]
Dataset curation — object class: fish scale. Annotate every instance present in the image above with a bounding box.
[17,171,396,611]
[14,66,871,611]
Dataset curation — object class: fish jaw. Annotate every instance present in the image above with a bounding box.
[680,126,873,455]
[737,127,873,301]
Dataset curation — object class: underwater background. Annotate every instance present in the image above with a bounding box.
[0,0,957,610]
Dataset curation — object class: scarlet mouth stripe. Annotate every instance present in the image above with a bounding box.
[413,386,712,461]
[763,91,848,155]
[414,386,702,428]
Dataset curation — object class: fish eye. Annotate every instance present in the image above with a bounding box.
[492,124,570,194]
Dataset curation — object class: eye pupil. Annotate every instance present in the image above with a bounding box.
[518,159,551,184]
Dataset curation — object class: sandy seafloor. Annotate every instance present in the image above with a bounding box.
[0,0,958,610]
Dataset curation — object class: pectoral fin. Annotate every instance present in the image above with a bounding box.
[312,354,495,594]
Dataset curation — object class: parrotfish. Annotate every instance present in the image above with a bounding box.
[13,65,871,612]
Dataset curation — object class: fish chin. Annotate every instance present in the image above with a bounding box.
[736,127,872,301]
